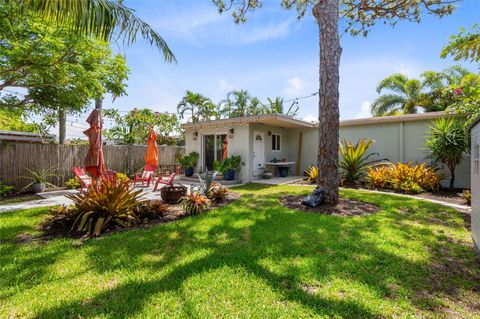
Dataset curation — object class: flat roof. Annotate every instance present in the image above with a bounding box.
[181,114,316,129]
[181,111,463,130]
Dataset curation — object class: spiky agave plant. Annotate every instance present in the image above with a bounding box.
[66,179,144,236]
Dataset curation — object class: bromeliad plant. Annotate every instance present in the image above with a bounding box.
[19,167,59,192]
[305,166,318,184]
[209,183,229,203]
[66,179,144,236]
[180,192,211,215]
[339,138,380,183]
[366,162,441,194]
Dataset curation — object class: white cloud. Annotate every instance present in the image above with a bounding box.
[355,101,372,119]
[303,115,318,123]
[283,76,305,97]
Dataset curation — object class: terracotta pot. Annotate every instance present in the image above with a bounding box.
[161,185,187,204]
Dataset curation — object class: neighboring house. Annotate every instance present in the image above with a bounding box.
[182,111,470,187]
[469,115,480,254]
[0,130,55,143]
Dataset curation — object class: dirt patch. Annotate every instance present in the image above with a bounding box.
[291,179,470,207]
[280,195,379,217]
[15,192,241,243]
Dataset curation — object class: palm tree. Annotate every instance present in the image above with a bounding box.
[265,97,299,117]
[371,74,428,116]
[219,90,264,118]
[12,0,175,62]
[177,91,216,123]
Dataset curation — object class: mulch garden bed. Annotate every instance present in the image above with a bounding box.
[16,192,241,243]
[280,195,380,217]
[292,179,470,206]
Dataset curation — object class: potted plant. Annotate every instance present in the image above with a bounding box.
[19,167,58,193]
[213,155,241,181]
[178,152,199,177]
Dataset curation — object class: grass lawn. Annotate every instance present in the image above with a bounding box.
[1,184,479,318]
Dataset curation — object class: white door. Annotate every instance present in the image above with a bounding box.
[253,131,265,176]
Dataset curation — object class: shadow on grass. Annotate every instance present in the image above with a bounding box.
[25,187,479,318]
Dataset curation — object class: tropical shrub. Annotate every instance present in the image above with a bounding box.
[177,152,199,169]
[339,138,378,183]
[64,177,81,189]
[116,172,130,183]
[461,190,471,205]
[19,167,58,192]
[181,193,211,215]
[196,171,218,196]
[136,200,169,220]
[426,117,470,191]
[305,166,318,183]
[65,180,144,236]
[213,155,242,174]
[209,183,229,202]
[0,182,15,197]
[366,162,441,194]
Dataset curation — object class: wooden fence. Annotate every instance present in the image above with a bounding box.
[0,143,184,189]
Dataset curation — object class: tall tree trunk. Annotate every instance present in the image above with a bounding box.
[95,97,103,110]
[58,108,66,144]
[449,164,455,192]
[313,0,342,204]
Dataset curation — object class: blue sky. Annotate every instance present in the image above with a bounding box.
[106,0,479,123]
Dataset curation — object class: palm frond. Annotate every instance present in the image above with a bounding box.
[16,0,176,62]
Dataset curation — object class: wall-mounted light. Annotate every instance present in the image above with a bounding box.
[193,131,198,141]
[268,131,272,136]
[228,127,234,138]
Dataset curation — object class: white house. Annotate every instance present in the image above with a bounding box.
[182,111,470,188]
[469,115,480,253]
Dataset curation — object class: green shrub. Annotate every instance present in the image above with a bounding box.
[213,155,242,174]
[0,182,15,197]
[116,172,130,183]
[64,178,81,189]
[177,152,199,169]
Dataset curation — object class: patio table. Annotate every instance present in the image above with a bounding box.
[264,162,296,177]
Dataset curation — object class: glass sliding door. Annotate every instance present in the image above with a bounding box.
[204,135,215,170]
[203,134,227,171]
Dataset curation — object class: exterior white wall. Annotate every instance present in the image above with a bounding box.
[290,118,471,189]
[471,120,480,252]
[184,125,250,182]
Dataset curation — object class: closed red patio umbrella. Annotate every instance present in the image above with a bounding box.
[145,128,158,167]
[84,109,105,178]
[223,136,228,159]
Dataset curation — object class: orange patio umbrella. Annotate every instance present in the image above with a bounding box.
[223,136,228,159]
[84,109,105,178]
[145,128,158,167]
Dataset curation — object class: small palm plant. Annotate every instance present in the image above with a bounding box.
[426,117,470,191]
[339,138,379,183]
[20,167,58,193]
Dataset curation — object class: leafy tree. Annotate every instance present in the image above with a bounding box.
[426,117,470,191]
[0,3,129,143]
[264,97,299,117]
[177,91,217,123]
[103,108,180,145]
[441,25,480,123]
[441,24,480,63]
[219,90,264,118]
[213,0,456,203]
[8,0,175,62]
[421,65,470,112]
[0,108,35,132]
[371,74,429,116]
